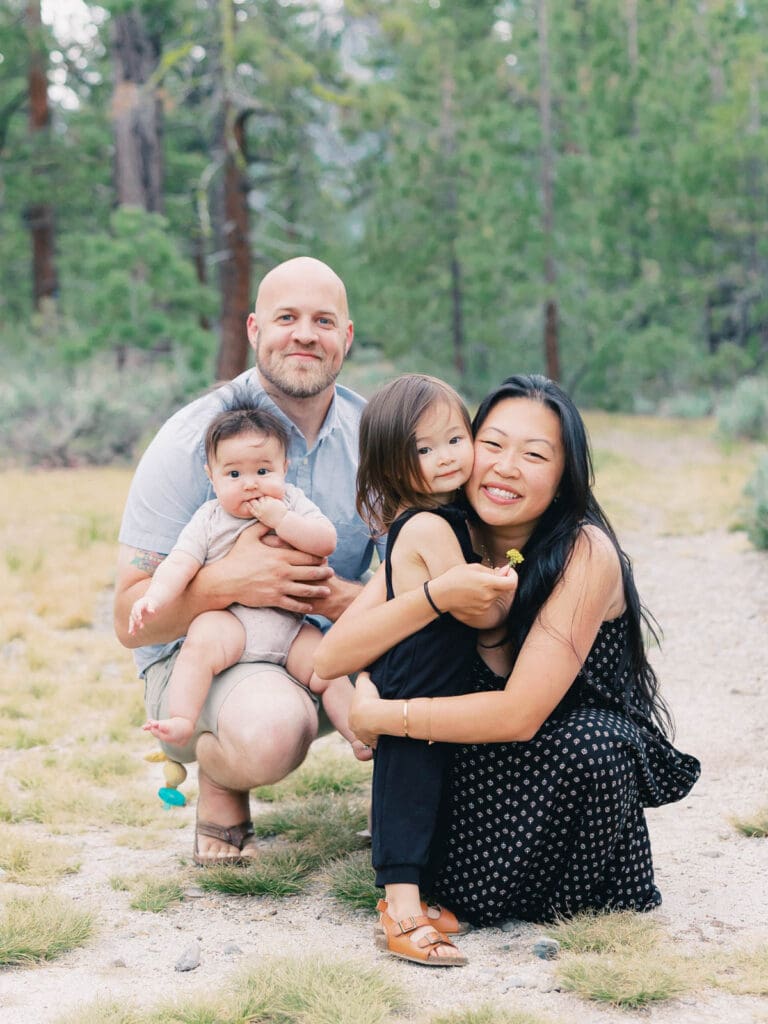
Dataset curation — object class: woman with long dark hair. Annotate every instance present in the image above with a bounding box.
[316,374,699,939]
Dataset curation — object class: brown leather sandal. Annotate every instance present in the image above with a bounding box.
[374,910,468,967]
[193,819,255,866]
[375,898,471,936]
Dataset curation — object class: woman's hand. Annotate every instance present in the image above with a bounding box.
[349,672,383,748]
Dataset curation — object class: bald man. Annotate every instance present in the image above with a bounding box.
[115,258,383,865]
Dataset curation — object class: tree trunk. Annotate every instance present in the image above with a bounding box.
[438,70,466,383]
[26,0,58,309]
[538,0,561,381]
[216,101,251,381]
[110,6,164,212]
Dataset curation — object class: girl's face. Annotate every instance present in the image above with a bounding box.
[467,397,564,542]
[413,400,474,502]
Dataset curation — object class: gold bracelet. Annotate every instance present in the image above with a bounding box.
[403,700,409,738]
[427,698,434,745]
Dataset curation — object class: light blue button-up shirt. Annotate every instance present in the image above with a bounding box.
[119,368,384,675]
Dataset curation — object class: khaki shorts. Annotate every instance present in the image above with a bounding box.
[144,647,333,763]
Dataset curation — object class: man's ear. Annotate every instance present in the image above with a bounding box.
[246,311,259,352]
[344,319,354,356]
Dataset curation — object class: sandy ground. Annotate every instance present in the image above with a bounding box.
[0,525,767,1024]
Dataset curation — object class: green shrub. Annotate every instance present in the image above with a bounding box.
[659,391,713,418]
[716,377,768,441]
[0,348,194,467]
[744,453,768,549]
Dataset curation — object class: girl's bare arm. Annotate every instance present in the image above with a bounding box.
[349,528,624,746]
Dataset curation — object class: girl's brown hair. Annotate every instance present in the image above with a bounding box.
[356,374,471,535]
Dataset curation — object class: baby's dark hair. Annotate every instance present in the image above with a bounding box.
[204,405,289,464]
[357,373,471,535]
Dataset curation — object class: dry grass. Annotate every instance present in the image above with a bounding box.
[731,806,768,838]
[53,956,408,1024]
[584,412,761,535]
[0,891,94,965]
[550,910,698,1009]
[707,943,768,996]
[0,826,80,885]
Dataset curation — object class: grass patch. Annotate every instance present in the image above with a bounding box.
[253,795,368,862]
[708,943,768,996]
[254,747,371,802]
[557,951,689,1008]
[0,891,93,965]
[197,848,318,897]
[551,910,692,1009]
[731,807,768,838]
[224,955,407,1024]
[53,955,407,1024]
[0,826,80,885]
[324,849,378,910]
[54,999,146,1024]
[129,876,185,913]
[547,909,661,954]
[428,1007,552,1024]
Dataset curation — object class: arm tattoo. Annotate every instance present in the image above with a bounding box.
[130,549,165,575]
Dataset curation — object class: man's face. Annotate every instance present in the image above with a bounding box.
[247,261,353,400]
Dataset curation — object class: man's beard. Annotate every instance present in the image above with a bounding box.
[256,353,342,399]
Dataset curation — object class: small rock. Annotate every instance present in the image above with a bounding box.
[499,919,521,933]
[475,968,499,983]
[532,937,560,960]
[111,958,127,968]
[183,886,206,898]
[500,976,528,991]
[175,940,201,972]
[223,941,243,955]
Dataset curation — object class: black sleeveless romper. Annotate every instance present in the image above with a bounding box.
[368,504,480,888]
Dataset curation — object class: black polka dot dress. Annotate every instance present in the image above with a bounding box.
[426,615,701,926]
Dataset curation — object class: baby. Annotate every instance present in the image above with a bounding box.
[129,404,370,761]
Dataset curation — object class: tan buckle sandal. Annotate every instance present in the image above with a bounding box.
[193,819,255,866]
[375,910,468,967]
[375,897,471,936]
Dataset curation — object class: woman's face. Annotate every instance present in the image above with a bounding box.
[467,397,565,540]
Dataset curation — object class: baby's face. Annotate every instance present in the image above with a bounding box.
[207,431,288,518]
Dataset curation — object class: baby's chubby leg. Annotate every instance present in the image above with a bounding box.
[143,610,246,747]
[286,625,372,762]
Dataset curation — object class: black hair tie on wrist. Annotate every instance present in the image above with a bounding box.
[423,579,443,616]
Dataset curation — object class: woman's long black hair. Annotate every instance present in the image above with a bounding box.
[469,374,672,735]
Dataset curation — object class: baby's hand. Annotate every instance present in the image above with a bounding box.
[351,738,374,762]
[128,596,157,635]
[248,496,286,529]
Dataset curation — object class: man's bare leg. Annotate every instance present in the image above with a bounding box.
[193,668,318,861]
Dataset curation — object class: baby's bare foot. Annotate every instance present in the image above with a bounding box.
[143,716,194,746]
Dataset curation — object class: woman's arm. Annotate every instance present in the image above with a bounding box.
[313,557,519,679]
[349,527,625,745]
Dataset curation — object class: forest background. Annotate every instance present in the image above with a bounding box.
[0,0,767,538]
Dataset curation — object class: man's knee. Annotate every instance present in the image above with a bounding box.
[201,668,318,787]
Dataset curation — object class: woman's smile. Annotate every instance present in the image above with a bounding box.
[482,484,522,503]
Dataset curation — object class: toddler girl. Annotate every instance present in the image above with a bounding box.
[354,374,516,967]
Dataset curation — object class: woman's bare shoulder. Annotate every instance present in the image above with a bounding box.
[570,524,625,615]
